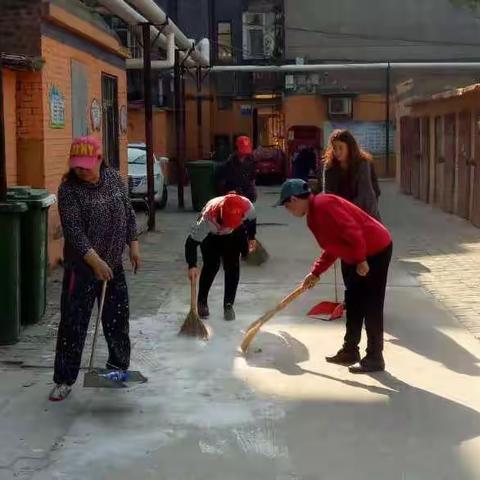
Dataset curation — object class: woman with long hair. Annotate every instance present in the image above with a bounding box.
[49,136,140,402]
[321,129,380,220]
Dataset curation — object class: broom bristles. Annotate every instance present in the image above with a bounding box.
[179,309,209,340]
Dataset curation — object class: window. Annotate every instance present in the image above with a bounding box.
[327,97,353,119]
[217,22,233,62]
[242,12,275,60]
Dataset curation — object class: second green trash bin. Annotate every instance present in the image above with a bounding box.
[8,187,56,325]
[186,160,217,212]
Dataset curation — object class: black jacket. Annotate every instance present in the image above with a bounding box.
[215,154,257,203]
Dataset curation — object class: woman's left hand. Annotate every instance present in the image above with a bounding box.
[356,261,369,277]
[248,239,257,253]
[129,241,141,274]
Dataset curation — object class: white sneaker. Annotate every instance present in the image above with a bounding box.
[49,384,72,402]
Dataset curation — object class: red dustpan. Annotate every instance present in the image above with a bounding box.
[307,262,345,321]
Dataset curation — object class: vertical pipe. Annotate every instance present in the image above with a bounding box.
[0,61,7,201]
[174,50,184,208]
[197,67,203,159]
[385,62,391,177]
[181,68,187,171]
[142,23,155,230]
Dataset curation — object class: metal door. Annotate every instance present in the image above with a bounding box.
[471,113,480,227]
[101,74,119,169]
[420,117,430,203]
[457,111,471,219]
[71,60,88,137]
[434,116,444,207]
[443,113,456,213]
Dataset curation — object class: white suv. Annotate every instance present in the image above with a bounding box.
[128,144,168,209]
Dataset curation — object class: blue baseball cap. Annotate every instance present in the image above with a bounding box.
[276,179,311,206]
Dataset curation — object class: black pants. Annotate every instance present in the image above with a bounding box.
[53,266,130,386]
[341,243,392,357]
[198,230,247,307]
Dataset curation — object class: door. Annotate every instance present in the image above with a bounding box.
[411,117,421,199]
[71,60,88,137]
[457,111,471,219]
[443,113,456,214]
[420,117,430,203]
[102,74,119,169]
[400,116,412,194]
[434,116,444,207]
[471,113,480,227]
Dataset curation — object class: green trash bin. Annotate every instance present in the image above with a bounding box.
[7,187,56,325]
[0,201,28,345]
[186,160,217,212]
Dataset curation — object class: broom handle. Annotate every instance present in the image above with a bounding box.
[258,285,306,327]
[88,280,108,371]
[190,276,198,315]
[334,261,338,303]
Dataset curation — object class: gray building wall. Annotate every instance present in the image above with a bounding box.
[285,0,480,62]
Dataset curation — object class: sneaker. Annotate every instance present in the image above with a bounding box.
[49,384,72,402]
[224,304,236,321]
[198,302,210,319]
[325,348,361,366]
[349,355,385,374]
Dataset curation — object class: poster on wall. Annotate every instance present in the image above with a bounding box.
[49,85,65,129]
[90,98,102,132]
[119,105,128,135]
[323,121,395,155]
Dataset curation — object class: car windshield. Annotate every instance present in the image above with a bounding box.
[128,149,147,165]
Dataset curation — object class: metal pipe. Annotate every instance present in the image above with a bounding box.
[97,0,197,68]
[385,63,391,177]
[127,0,210,66]
[142,23,155,231]
[126,32,175,69]
[0,61,6,201]
[174,50,184,208]
[211,62,480,73]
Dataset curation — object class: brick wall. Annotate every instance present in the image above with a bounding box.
[40,35,128,265]
[3,69,18,186]
[0,0,42,56]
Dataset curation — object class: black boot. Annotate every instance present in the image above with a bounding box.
[349,353,385,374]
[197,302,210,319]
[224,303,236,321]
[326,347,360,366]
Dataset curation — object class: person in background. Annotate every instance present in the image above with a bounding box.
[278,179,392,373]
[185,194,256,321]
[293,145,317,182]
[320,129,381,220]
[49,136,140,402]
[216,136,257,203]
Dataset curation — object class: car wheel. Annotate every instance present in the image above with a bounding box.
[156,184,168,209]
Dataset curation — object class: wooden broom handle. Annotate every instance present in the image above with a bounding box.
[190,276,198,314]
[257,284,306,326]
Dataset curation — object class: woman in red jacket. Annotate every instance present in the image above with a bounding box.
[278,179,392,373]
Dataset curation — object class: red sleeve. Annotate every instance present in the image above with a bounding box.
[312,250,337,277]
[324,201,367,264]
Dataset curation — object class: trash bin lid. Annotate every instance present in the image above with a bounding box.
[0,201,28,213]
[186,160,216,169]
[7,187,56,208]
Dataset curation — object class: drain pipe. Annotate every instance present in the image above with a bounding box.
[126,32,175,69]
[127,0,210,67]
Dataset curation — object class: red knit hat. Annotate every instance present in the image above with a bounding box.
[221,194,250,229]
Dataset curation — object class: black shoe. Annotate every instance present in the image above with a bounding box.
[326,348,360,366]
[349,355,385,374]
[224,304,236,321]
[198,302,209,319]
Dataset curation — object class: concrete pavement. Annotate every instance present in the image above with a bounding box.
[1,183,480,480]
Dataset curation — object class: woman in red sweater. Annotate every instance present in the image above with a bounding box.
[278,179,392,373]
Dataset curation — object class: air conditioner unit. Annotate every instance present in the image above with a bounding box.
[328,97,353,116]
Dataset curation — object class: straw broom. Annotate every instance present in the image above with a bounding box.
[179,276,209,340]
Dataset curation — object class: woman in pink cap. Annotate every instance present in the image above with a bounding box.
[49,136,140,401]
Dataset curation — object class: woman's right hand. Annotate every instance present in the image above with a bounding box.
[84,250,113,281]
[92,258,114,281]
